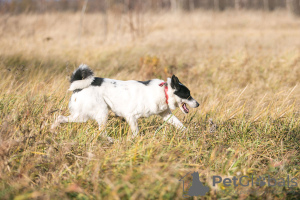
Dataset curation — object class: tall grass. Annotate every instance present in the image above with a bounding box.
[0,10,299,199]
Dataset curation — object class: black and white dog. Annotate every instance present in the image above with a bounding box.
[51,64,199,138]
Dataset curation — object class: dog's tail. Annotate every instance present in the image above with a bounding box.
[69,64,94,91]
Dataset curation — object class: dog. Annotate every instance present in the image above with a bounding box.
[51,64,199,139]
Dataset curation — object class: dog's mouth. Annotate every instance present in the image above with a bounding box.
[181,103,189,114]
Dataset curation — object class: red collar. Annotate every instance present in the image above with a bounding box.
[159,82,168,104]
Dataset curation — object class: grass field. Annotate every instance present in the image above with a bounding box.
[0,10,300,199]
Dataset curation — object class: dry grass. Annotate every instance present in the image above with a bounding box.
[0,10,300,199]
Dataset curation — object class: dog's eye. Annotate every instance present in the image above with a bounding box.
[187,96,192,100]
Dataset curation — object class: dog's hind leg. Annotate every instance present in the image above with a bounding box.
[95,109,114,143]
[159,109,186,130]
[126,117,139,138]
[51,115,88,130]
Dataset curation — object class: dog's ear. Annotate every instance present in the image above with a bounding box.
[171,75,180,90]
[81,70,87,79]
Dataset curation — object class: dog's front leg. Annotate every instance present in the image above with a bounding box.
[159,109,186,130]
[126,117,139,138]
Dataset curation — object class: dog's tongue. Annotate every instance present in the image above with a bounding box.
[182,103,189,113]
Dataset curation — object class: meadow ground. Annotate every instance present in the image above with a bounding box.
[0,10,300,199]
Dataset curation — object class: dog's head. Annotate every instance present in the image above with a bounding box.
[167,75,199,114]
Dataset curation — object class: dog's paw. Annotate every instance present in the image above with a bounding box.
[131,132,138,138]
[50,120,60,130]
[126,135,136,142]
[107,136,114,144]
[50,123,57,130]
[49,126,58,135]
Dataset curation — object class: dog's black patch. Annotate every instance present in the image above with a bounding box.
[138,80,151,85]
[91,77,104,86]
[70,67,94,83]
[73,89,83,93]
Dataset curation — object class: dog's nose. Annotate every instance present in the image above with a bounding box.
[196,102,199,107]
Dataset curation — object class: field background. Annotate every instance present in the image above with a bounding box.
[0,2,300,199]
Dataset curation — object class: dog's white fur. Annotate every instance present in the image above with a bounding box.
[51,64,199,139]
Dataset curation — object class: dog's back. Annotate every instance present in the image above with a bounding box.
[68,65,168,119]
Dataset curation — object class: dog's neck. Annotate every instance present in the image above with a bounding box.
[159,82,169,105]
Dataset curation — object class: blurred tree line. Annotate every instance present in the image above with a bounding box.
[0,0,299,16]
